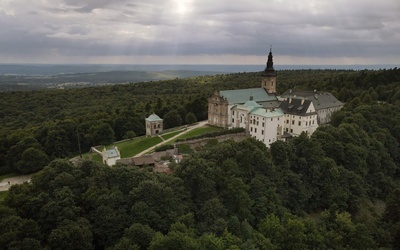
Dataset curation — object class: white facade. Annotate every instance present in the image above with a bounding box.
[281,100,318,136]
[248,110,284,145]
[230,100,285,147]
[279,90,344,125]
[102,146,121,166]
[145,114,163,136]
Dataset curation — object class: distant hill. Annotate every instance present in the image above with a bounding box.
[1,63,397,92]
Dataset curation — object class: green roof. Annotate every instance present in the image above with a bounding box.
[146,113,163,122]
[220,88,277,104]
[244,100,262,108]
[106,148,120,158]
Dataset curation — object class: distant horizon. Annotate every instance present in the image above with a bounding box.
[0,62,398,67]
[0,63,397,76]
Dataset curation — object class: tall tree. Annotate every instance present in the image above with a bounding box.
[163,110,182,129]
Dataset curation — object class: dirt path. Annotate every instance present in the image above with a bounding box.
[0,175,31,192]
[134,120,208,157]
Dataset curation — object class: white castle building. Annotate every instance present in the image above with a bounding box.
[208,49,343,147]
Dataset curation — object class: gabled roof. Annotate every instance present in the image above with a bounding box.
[279,98,315,116]
[280,90,343,110]
[146,113,163,122]
[220,88,277,104]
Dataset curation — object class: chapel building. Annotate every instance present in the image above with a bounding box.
[146,113,163,136]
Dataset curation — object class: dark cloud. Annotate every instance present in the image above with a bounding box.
[0,0,399,64]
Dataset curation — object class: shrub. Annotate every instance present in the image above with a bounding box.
[155,144,174,152]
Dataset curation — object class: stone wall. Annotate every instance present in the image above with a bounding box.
[175,132,247,151]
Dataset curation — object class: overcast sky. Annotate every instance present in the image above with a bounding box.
[0,0,399,65]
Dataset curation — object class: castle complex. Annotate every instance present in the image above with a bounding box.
[208,49,343,147]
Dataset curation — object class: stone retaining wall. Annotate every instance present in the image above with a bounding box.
[175,132,247,150]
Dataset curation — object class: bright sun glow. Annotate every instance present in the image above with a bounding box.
[175,0,190,15]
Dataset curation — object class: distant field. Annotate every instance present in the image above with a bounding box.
[0,69,229,92]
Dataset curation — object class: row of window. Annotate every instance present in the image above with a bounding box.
[234,116,280,125]
[285,114,315,120]
[286,120,315,126]
[147,123,162,129]
[250,116,280,121]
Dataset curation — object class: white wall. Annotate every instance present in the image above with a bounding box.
[248,113,284,147]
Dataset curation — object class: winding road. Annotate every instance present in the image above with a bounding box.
[0,175,31,192]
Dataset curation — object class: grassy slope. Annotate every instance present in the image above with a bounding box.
[0,191,7,203]
[79,126,223,162]
[175,126,222,140]
[161,130,185,140]
[117,137,163,158]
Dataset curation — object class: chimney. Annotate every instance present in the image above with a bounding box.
[301,99,305,105]
[289,98,292,103]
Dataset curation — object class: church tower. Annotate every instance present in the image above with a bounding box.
[261,47,277,94]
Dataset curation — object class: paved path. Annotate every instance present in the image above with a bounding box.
[134,120,208,157]
[0,175,31,192]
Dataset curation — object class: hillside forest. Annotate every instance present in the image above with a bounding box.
[0,68,400,249]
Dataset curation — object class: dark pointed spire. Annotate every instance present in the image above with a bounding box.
[262,45,276,76]
[266,45,273,70]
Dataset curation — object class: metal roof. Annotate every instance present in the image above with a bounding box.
[244,100,262,108]
[106,148,119,158]
[220,88,277,104]
[280,90,343,110]
[146,113,163,122]
[279,98,316,116]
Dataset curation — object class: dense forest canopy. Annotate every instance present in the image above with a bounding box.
[0,68,400,249]
[1,68,399,174]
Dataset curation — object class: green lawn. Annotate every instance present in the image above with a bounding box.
[82,153,103,163]
[77,125,217,163]
[161,130,184,140]
[116,136,163,158]
[175,126,222,140]
[80,136,163,162]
